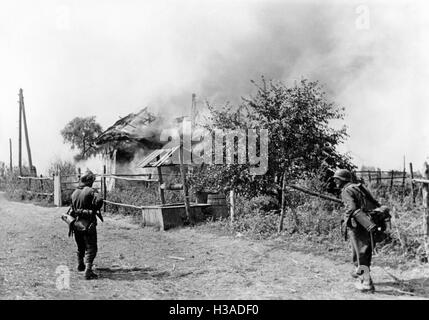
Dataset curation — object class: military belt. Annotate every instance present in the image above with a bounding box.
[74,209,93,215]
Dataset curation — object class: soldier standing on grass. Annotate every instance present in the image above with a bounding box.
[333,168,380,293]
[71,170,104,280]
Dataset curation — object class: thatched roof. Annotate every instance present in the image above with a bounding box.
[95,108,173,149]
[95,108,209,164]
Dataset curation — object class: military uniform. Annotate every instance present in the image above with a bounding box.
[340,182,380,268]
[333,168,379,292]
[71,171,103,280]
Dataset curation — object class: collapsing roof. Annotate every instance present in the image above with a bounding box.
[94,107,210,167]
[95,107,198,149]
[95,108,164,148]
[95,107,208,149]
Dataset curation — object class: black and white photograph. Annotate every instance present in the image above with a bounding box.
[0,0,428,305]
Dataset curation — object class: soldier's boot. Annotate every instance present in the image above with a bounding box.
[354,277,375,293]
[351,265,371,279]
[84,263,98,280]
[350,269,363,279]
[77,253,85,272]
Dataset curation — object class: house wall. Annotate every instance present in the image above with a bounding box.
[103,147,182,192]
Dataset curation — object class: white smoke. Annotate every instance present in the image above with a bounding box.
[0,0,427,173]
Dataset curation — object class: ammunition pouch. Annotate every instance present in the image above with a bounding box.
[73,209,96,232]
[62,208,96,235]
[74,209,94,220]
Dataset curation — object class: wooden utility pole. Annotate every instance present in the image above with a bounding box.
[409,162,415,204]
[18,91,22,175]
[401,156,406,201]
[191,93,197,131]
[9,138,13,172]
[19,89,34,176]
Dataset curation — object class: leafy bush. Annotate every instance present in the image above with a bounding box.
[201,77,355,198]
[244,195,279,213]
[230,210,279,240]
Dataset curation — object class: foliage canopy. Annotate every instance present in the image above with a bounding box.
[61,116,103,161]
[188,77,355,198]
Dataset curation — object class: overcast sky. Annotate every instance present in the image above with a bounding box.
[1,0,428,174]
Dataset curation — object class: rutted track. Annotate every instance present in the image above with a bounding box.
[0,192,427,300]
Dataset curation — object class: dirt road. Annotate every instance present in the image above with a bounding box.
[0,192,428,300]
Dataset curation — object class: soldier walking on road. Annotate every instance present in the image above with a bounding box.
[333,168,380,293]
[71,170,104,280]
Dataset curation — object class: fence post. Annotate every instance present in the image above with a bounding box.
[156,156,166,205]
[103,165,107,213]
[422,162,429,261]
[230,189,235,226]
[390,170,394,191]
[410,162,415,205]
[277,171,287,233]
[53,171,62,207]
[179,145,191,223]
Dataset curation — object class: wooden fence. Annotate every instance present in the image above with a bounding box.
[17,175,55,199]
[354,163,423,204]
[52,168,160,209]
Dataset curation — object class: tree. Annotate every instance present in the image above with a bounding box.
[47,159,77,176]
[61,117,103,161]
[189,77,355,199]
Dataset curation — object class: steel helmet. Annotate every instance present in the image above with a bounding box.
[79,169,96,187]
[333,169,352,182]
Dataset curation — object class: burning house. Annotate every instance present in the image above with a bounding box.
[94,107,206,186]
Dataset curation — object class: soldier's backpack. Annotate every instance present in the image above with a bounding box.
[368,205,392,243]
[352,184,392,243]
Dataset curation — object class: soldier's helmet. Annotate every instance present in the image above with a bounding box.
[333,168,352,182]
[79,169,96,187]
